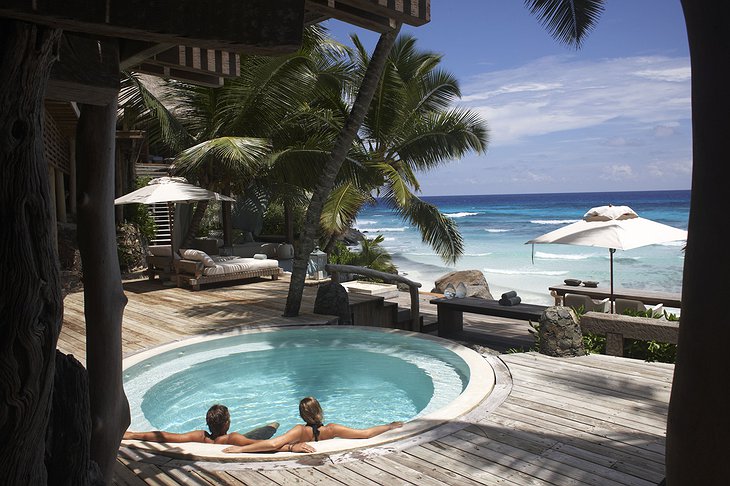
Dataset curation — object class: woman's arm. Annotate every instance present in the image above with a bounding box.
[330,421,403,439]
[123,429,206,443]
[224,432,259,446]
[222,425,306,453]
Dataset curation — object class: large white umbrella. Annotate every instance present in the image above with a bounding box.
[114,176,235,205]
[526,205,688,312]
[115,177,235,252]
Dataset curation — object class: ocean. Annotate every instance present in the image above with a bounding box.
[353,190,689,307]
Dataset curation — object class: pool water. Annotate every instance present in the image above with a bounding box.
[124,327,471,436]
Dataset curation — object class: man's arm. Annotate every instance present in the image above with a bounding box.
[123,429,206,443]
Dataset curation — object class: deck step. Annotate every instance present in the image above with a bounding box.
[420,316,438,334]
[341,281,400,299]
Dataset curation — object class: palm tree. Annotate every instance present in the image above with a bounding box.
[119,26,349,246]
[525,1,729,483]
[284,25,402,317]
[324,33,489,263]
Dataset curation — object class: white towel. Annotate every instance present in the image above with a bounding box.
[253,253,267,260]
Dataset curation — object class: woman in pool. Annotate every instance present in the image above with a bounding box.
[123,404,279,445]
[222,396,403,454]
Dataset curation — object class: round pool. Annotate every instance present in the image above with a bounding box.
[122,326,496,460]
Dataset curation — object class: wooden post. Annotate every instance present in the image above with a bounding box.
[76,89,131,482]
[0,19,62,484]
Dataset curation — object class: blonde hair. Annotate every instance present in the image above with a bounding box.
[299,396,323,425]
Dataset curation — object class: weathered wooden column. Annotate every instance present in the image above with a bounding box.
[0,20,63,484]
[76,92,131,482]
[666,2,730,484]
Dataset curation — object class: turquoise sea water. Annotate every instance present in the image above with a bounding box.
[124,328,469,435]
[355,190,689,307]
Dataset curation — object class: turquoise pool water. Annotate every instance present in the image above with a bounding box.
[124,327,470,436]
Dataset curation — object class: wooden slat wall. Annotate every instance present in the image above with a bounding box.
[43,109,71,174]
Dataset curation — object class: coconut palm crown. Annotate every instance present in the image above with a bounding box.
[321,33,489,264]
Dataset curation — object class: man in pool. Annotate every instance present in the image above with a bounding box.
[222,397,403,454]
[123,404,279,445]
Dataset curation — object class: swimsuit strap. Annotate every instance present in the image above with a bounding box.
[205,431,221,441]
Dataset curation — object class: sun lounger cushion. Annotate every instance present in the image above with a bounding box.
[202,256,279,276]
[180,248,216,267]
[149,245,173,257]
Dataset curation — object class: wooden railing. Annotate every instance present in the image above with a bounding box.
[325,264,422,332]
[579,311,679,357]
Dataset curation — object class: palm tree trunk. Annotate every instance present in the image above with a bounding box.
[284,24,401,316]
[222,182,233,247]
[0,20,62,484]
[284,199,295,243]
[323,231,342,255]
[666,3,729,484]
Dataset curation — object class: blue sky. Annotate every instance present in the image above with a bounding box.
[324,1,691,196]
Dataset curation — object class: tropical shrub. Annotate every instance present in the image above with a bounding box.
[328,235,398,280]
[514,307,677,363]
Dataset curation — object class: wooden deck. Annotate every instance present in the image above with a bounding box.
[59,277,672,485]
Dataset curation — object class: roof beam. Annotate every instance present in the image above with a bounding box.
[0,0,305,54]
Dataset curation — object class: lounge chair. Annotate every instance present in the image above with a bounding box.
[615,298,664,317]
[175,248,281,290]
[564,293,610,313]
[146,245,176,282]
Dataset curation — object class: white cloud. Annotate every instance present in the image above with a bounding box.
[601,164,634,181]
[653,125,678,138]
[647,159,692,177]
[460,55,691,146]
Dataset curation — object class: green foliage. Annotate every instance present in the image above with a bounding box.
[261,201,306,237]
[512,309,676,363]
[583,332,606,355]
[328,235,398,279]
[625,340,677,363]
[197,201,222,236]
[121,177,156,242]
[328,241,360,266]
[116,222,146,272]
[126,204,156,242]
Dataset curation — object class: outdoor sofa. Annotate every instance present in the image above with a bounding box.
[175,248,281,290]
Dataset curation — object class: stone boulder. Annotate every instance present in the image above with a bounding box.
[538,306,586,357]
[432,270,493,299]
[313,282,352,325]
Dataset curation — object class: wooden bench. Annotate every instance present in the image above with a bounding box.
[430,296,548,338]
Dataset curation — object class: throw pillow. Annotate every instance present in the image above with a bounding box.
[180,248,216,267]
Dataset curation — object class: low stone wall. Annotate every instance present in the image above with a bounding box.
[579,311,680,357]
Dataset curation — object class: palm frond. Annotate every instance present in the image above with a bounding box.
[174,137,271,184]
[320,182,372,234]
[386,195,464,264]
[120,72,195,152]
[524,0,605,48]
[393,109,489,171]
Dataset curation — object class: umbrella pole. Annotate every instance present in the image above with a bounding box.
[609,248,616,313]
[168,201,175,268]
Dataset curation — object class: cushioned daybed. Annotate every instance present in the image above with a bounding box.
[175,249,281,290]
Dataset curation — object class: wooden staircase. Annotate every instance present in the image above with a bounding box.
[148,203,172,246]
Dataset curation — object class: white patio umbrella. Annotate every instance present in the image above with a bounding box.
[114,176,235,205]
[115,177,235,252]
[526,205,688,312]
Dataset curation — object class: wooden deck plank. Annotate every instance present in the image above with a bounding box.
[376,451,497,486]
[338,459,418,485]
[57,278,673,486]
